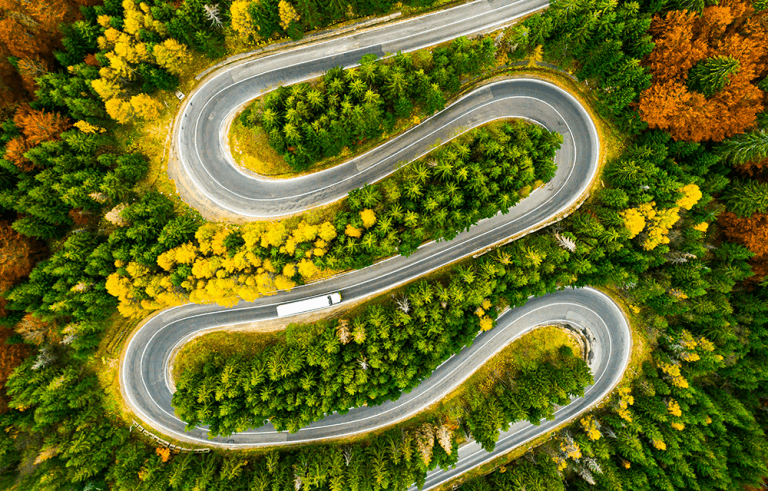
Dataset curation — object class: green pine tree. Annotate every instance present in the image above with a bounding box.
[687,55,740,97]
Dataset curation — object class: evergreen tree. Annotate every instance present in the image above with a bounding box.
[722,180,768,217]
[717,129,768,166]
[687,55,741,97]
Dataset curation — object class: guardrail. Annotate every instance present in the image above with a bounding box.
[130,420,210,453]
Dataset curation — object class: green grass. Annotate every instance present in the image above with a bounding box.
[229,118,290,176]
[173,330,283,381]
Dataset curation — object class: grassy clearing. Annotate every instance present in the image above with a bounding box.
[598,285,653,388]
[173,330,284,381]
[230,118,289,176]
[230,109,425,178]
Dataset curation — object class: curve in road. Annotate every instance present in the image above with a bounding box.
[174,0,551,218]
[119,0,632,488]
[122,288,630,450]
[123,71,602,445]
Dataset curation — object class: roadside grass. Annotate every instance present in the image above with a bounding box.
[229,119,288,176]
[108,246,648,461]
[376,325,583,447]
[597,285,654,388]
[428,429,556,491]
[427,289,653,491]
[115,3,562,211]
[90,311,146,432]
[223,48,625,187]
[220,0,478,61]
[91,309,218,451]
[121,0,498,191]
[173,330,283,381]
[230,108,425,178]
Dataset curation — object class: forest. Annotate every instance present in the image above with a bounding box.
[238,37,497,170]
[0,0,766,489]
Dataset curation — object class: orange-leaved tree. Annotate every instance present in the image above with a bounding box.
[0,220,40,293]
[718,211,768,281]
[0,0,97,108]
[4,104,71,171]
[638,0,768,141]
[0,326,29,413]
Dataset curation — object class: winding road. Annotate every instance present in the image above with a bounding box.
[121,0,633,488]
[173,0,552,217]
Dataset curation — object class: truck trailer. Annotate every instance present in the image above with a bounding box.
[276,292,342,317]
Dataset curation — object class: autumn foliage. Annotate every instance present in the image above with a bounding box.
[106,220,338,317]
[0,220,40,293]
[4,105,71,171]
[638,0,768,141]
[0,326,29,414]
[718,211,768,281]
[0,0,97,109]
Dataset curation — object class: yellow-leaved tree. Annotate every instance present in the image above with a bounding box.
[621,185,701,250]
[231,0,259,38]
[73,121,105,134]
[91,0,174,123]
[278,0,300,31]
[297,258,318,278]
[360,209,376,228]
[107,215,343,316]
[130,94,163,120]
[318,221,338,241]
[152,39,190,76]
[621,207,646,238]
[676,183,701,210]
[345,224,362,238]
[105,98,133,124]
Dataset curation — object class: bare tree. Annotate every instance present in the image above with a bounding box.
[337,319,351,344]
[585,457,602,475]
[667,251,696,264]
[415,423,435,465]
[554,232,577,252]
[601,424,617,439]
[342,446,353,466]
[62,334,78,345]
[435,422,453,455]
[395,295,410,314]
[203,4,223,29]
[32,346,54,370]
[577,466,596,485]
[105,203,129,227]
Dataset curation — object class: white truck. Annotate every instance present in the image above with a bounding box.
[276,292,342,317]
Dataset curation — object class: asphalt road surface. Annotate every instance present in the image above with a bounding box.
[122,289,630,478]
[120,0,633,488]
[173,0,553,217]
